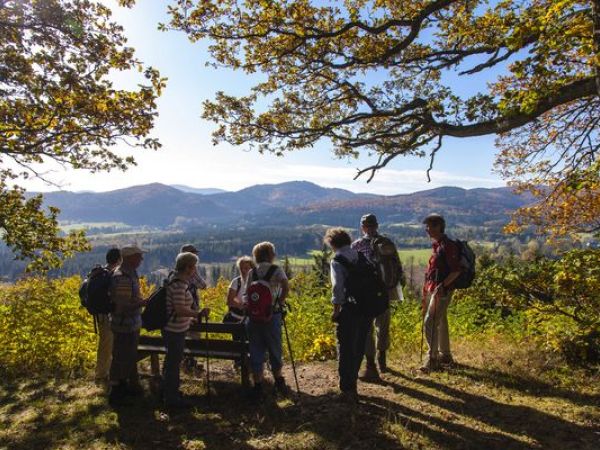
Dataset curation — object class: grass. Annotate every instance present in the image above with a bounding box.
[398,248,431,266]
[1,339,598,450]
[286,248,433,268]
[59,222,132,232]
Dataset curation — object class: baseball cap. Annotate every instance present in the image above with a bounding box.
[422,213,445,224]
[360,214,378,226]
[180,244,199,254]
[121,245,147,258]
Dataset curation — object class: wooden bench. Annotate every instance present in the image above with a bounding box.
[137,322,250,387]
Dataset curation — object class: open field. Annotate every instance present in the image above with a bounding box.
[287,248,432,268]
[1,340,598,450]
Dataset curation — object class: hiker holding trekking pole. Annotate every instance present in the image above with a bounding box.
[243,242,291,402]
[420,214,463,372]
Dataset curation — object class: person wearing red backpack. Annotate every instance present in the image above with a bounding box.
[421,214,462,372]
[243,242,290,401]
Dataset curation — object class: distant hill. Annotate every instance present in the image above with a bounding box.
[207,180,363,214]
[38,183,232,227]
[170,185,228,195]
[258,185,532,228]
[35,181,528,229]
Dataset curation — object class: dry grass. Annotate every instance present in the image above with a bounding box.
[1,339,598,450]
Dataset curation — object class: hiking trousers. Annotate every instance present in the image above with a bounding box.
[161,329,186,403]
[364,307,391,359]
[246,312,283,375]
[95,314,113,381]
[109,330,140,385]
[336,305,372,392]
[423,290,453,360]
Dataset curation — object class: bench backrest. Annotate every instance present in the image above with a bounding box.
[188,322,246,336]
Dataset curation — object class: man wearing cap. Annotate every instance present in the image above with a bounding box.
[352,213,403,380]
[421,214,462,372]
[108,245,148,406]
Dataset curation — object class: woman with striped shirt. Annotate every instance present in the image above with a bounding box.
[162,252,209,408]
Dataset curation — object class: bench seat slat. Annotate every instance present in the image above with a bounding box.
[189,322,246,334]
[138,346,241,360]
[139,336,247,353]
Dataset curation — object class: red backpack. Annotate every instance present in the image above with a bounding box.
[246,265,278,323]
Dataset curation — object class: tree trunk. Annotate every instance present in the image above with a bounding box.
[593,0,600,96]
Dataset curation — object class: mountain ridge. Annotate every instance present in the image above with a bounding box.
[33,181,527,229]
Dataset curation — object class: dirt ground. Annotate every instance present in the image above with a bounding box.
[1,348,599,449]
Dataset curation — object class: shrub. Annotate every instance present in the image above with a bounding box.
[0,276,95,376]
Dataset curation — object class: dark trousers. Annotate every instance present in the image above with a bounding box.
[336,305,372,392]
[161,329,186,403]
[109,330,140,384]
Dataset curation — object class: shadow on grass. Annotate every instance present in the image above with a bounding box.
[448,363,600,407]
[2,367,598,450]
[108,378,406,450]
[383,371,598,449]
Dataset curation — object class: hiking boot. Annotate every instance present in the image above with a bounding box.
[360,359,381,382]
[94,377,110,391]
[377,351,388,373]
[165,397,193,409]
[338,389,359,404]
[248,383,264,402]
[439,354,455,366]
[124,381,144,397]
[274,376,290,396]
[182,357,196,375]
[419,357,440,373]
[108,383,132,407]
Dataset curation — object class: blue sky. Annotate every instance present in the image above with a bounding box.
[24,0,505,195]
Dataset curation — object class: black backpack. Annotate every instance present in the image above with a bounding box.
[79,266,114,315]
[334,253,389,318]
[453,240,476,289]
[141,279,176,331]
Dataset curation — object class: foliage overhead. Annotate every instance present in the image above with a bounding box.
[155,0,599,236]
[0,0,164,270]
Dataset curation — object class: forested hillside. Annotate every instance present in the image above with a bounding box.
[33,181,529,229]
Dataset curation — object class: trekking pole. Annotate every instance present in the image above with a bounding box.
[421,287,436,364]
[204,313,211,402]
[281,305,300,395]
[420,305,425,363]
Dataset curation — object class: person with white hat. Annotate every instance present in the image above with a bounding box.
[108,245,149,406]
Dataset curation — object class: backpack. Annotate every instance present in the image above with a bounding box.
[141,279,176,331]
[334,253,389,318]
[371,235,403,289]
[79,266,114,315]
[246,265,278,324]
[452,240,476,289]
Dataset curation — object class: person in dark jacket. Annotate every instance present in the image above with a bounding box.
[325,228,372,403]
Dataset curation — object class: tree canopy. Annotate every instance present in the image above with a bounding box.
[159,0,599,236]
[1,0,164,270]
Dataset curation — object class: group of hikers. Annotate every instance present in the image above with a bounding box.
[80,212,471,408]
